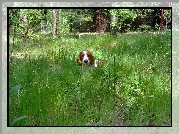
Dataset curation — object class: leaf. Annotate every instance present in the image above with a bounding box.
[10,116,28,126]
[9,85,22,95]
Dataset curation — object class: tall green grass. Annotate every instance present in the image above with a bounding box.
[9,31,171,126]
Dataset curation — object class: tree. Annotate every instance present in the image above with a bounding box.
[110,9,118,36]
[52,9,57,38]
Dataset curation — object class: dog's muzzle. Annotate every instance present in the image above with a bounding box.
[84,59,89,64]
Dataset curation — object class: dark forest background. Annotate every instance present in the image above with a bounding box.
[9,8,171,41]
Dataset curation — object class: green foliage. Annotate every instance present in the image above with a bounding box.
[139,24,151,32]
[9,31,171,126]
[109,8,171,32]
[9,85,28,126]
[9,8,171,41]
[10,116,28,126]
[9,85,22,95]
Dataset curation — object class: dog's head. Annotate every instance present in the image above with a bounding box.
[76,50,95,66]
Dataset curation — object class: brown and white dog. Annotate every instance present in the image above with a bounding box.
[76,50,107,72]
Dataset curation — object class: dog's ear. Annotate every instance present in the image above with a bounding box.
[76,52,82,66]
[87,51,95,65]
[76,57,82,66]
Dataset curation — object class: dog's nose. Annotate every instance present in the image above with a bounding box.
[84,59,88,63]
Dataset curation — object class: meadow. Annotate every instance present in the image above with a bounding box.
[9,31,171,126]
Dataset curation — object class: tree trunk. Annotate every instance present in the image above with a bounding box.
[52,9,57,38]
[110,9,117,37]
[57,9,61,35]
[19,9,28,42]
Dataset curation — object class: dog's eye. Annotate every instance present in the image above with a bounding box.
[80,54,84,59]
